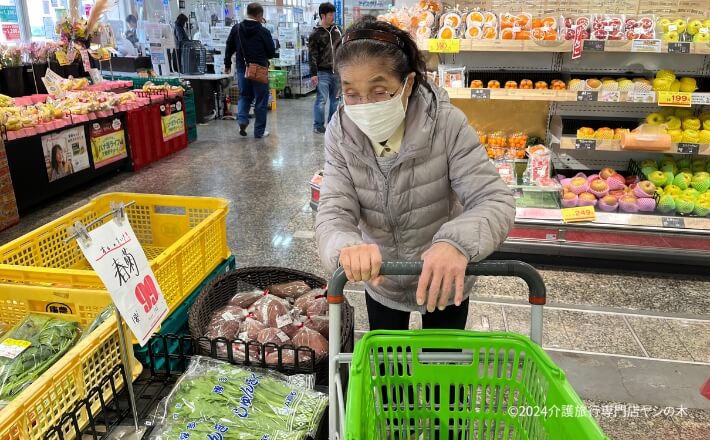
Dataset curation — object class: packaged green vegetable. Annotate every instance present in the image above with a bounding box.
[0,314,81,406]
[81,304,116,339]
[148,356,327,440]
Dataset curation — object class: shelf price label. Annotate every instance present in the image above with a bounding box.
[692,94,710,105]
[631,39,662,53]
[576,91,598,101]
[677,143,700,154]
[561,206,596,223]
[661,217,685,229]
[470,88,491,100]
[583,40,605,52]
[657,91,692,107]
[667,42,691,54]
[428,39,460,53]
[575,138,597,150]
[599,91,620,102]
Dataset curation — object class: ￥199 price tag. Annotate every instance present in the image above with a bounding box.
[77,218,169,346]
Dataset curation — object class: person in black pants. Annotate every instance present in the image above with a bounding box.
[224,3,276,139]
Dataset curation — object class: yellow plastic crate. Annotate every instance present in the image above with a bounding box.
[0,314,142,440]
[0,193,230,323]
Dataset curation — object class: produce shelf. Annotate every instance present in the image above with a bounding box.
[558,136,710,155]
[419,39,710,55]
[504,209,710,266]
[445,88,710,105]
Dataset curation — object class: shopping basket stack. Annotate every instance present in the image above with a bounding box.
[0,192,230,440]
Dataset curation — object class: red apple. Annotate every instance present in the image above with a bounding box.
[564,18,574,28]
[593,29,608,39]
[610,18,622,27]
[581,30,590,39]
[599,167,616,180]
[565,29,576,40]
[638,180,656,195]
[625,19,637,28]
[593,21,604,31]
[640,17,653,29]
[608,30,624,40]
[577,17,589,28]
[640,32,654,39]
[626,31,637,40]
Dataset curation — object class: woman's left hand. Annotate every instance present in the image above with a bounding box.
[416,242,468,313]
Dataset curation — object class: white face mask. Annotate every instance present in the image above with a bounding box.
[343,78,408,143]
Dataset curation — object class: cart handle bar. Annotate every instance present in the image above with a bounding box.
[327,260,546,305]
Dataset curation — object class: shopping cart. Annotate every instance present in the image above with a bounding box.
[326,260,609,440]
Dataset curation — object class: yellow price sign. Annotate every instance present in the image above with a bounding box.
[428,39,460,53]
[560,206,596,223]
[657,91,692,107]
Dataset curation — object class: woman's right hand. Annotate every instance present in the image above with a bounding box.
[339,244,383,285]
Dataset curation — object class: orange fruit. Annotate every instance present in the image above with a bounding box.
[542,17,557,28]
[438,26,454,39]
[488,80,501,88]
[532,18,543,29]
[516,14,529,27]
[515,31,530,40]
[505,81,518,89]
[470,80,483,88]
[544,30,557,40]
[501,28,514,39]
[468,12,484,23]
[482,27,497,39]
[535,81,548,89]
[484,12,496,24]
[531,28,545,40]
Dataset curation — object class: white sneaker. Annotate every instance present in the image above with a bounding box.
[256,131,270,139]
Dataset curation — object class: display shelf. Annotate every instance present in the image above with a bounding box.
[505,208,710,266]
[558,136,710,155]
[445,87,710,104]
[419,38,710,55]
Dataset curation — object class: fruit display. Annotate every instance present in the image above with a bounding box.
[0,91,141,136]
[657,17,710,42]
[464,9,498,40]
[650,69,698,93]
[562,16,591,40]
[591,14,625,40]
[638,156,710,216]
[623,16,656,40]
[567,77,652,93]
[644,108,710,144]
[576,126,629,140]
[558,169,648,212]
[466,78,565,90]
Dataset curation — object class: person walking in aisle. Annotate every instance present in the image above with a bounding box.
[225,3,276,139]
[308,3,342,134]
[174,14,190,72]
[315,17,515,331]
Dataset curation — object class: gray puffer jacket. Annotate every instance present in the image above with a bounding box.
[315,82,515,313]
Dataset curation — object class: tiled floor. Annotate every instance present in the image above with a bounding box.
[1,97,709,438]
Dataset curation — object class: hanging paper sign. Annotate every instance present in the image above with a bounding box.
[0,5,18,22]
[161,102,185,141]
[77,218,169,346]
[1,24,20,41]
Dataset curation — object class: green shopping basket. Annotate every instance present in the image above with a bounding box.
[325,260,609,440]
[269,69,288,91]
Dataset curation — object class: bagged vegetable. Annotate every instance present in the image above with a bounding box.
[81,305,115,340]
[292,327,328,358]
[148,356,327,440]
[303,315,329,339]
[257,328,291,356]
[249,294,294,329]
[306,297,328,317]
[267,281,312,300]
[294,289,326,315]
[239,316,267,341]
[0,314,81,405]
[205,305,246,340]
[228,289,265,309]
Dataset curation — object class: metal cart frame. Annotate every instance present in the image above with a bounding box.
[325,260,547,440]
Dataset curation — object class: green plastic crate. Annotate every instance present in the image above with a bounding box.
[346,330,609,439]
[269,70,287,91]
[188,126,198,143]
[133,255,235,370]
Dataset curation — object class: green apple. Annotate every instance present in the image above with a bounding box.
[661,163,678,175]
[688,19,704,35]
[665,116,682,129]
[658,18,672,32]
[673,173,691,190]
[648,170,667,187]
[693,32,710,43]
[683,188,700,199]
[665,184,683,196]
[682,118,702,131]
[663,31,679,42]
[678,158,692,169]
[704,119,710,130]
[673,19,687,34]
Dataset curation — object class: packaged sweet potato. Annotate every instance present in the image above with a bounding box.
[295,289,326,315]
[267,280,312,299]
[205,305,247,340]
[228,289,265,308]
[293,327,328,357]
[257,328,292,355]
[238,316,267,341]
[303,315,329,339]
[249,294,294,329]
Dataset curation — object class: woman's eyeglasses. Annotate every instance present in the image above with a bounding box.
[343,82,404,105]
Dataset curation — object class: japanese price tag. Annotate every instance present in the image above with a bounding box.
[77,218,168,346]
[657,91,692,107]
[428,39,460,53]
[560,206,596,223]
[0,339,31,359]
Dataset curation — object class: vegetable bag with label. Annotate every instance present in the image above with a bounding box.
[0,314,81,405]
[149,356,327,439]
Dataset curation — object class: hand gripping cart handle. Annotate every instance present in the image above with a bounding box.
[326,260,547,440]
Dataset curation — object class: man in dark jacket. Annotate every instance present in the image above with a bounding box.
[308,3,342,134]
[225,3,276,138]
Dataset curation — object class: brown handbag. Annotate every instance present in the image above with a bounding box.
[238,24,269,84]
